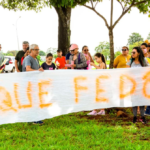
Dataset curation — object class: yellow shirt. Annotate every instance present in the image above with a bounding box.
[146,57,150,64]
[114,55,131,68]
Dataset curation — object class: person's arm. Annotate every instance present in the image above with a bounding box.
[26,66,44,71]
[53,63,56,70]
[76,53,87,69]
[90,62,104,69]
[26,66,36,71]
[88,52,94,63]
[113,56,119,68]
[15,53,20,72]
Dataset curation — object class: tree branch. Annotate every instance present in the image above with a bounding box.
[110,0,113,27]
[133,0,147,6]
[83,4,110,29]
[94,1,98,9]
[116,0,124,12]
[90,0,94,8]
[112,0,136,29]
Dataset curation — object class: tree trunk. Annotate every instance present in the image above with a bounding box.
[109,29,115,69]
[55,7,71,56]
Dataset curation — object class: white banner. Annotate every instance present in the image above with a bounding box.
[0,68,150,125]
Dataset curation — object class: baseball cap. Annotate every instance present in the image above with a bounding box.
[70,44,79,50]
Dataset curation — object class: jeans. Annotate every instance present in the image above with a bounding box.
[145,106,150,115]
[133,106,145,117]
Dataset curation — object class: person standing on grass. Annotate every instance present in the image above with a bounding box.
[41,53,56,70]
[22,44,44,125]
[87,53,107,116]
[69,44,87,69]
[82,45,94,69]
[55,49,66,69]
[15,41,29,72]
[126,47,149,124]
[114,46,131,68]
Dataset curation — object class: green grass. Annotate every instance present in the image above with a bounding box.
[0,111,150,150]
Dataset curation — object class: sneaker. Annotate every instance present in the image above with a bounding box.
[139,117,147,124]
[33,121,44,125]
[144,113,150,116]
[133,116,137,123]
[97,110,105,115]
[87,110,97,116]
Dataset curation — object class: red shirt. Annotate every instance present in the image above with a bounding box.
[55,56,66,69]
[21,57,24,65]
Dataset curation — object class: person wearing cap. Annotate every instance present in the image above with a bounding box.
[15,41,29,72]
[69,44,87,69]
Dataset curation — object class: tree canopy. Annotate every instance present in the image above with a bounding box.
[95,41,110,60]
[147,33,150,40]
[128,33,144,45]
[39,50,46,56]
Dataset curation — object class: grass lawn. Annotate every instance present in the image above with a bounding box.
[0,110,150,150]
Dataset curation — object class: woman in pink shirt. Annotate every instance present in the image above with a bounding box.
[82,46,94,69]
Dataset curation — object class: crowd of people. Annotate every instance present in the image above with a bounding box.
[0,41,150,125]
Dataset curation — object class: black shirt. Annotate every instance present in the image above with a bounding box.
[15,50,25,72]
[41,62,56,70]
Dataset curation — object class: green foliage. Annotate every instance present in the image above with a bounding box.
[0,111,150,149]
[129,41,143,54]
[3,50,18,56]
[36,55,41,61]
[0,0,92,10]
[39,50,46,56]
[115,51,122,58]
[46,47,57,55]
[95,41,110,60]
[4,52,13,56]
[128,33,144,45]
[147,33,150,40]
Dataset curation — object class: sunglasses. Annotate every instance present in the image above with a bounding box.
[33,49,39,51]
[122,49,127,51]
[84,49,89,51]
[70,50,75,52]
[131,52,136,54]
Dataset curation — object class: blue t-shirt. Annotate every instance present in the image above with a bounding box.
[66,53,71,60]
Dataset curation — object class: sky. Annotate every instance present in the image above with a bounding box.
[0,0,150,55]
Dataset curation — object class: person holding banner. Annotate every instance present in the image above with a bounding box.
[127,47,149,124]
[69,44,87,69]
[82,46,94,70]
[114,46,131,68]
[87,53,107,116]
[22,44,44,125]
